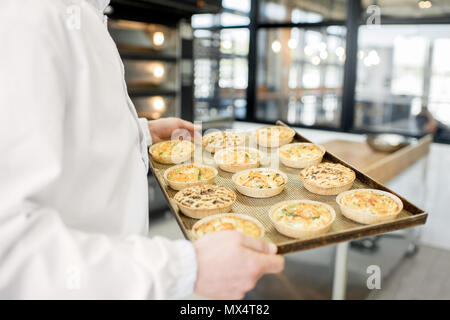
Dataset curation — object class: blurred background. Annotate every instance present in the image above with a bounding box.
[105,0,450,300]
[107,0,450,142]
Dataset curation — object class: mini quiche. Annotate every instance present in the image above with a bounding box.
[149,140,193,164]
[253,125,295,148]
[232,168,287,198]
[164,164,218,190]
[279,143,326,169]
[173,184,236,219]
[336,189,403,225]
[299,162,355,195]
[214,147,262,173]
[269,200,336,239]
[191,213,265,239]
[202,131,245,154]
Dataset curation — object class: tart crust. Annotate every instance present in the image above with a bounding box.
[336,189,403,225]
[214,147,262,173]
[232,168,287,198]
[173,184,236,219]
[269,200,336,239]
[191,213,265,239]
[202,131,246,154]
[299,162,356,195]
[164,163,218,191]
[149,140,193,164]
[279,143,326,169]
[253,125,295,148]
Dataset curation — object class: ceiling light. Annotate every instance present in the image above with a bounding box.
[418,0,432,9]
[311,56,321,65]
[335,46,345,57]
[222,40,232,50]
[151,96,166,112]
[152,64,165,78]
[153,32,165,46]
[271,40,281,53]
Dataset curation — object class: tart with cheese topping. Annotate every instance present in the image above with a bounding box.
[173,184,236,219]
[269,200,336,239]
[336,189,403,224]
[202,131,246,154]
[149,140,193,164]
[232,168,287,198]
[253,126,295,148]
[192,213,265,239]
[214,147,262,173]
[300,162,355,195]
[164,164,218,190]
[279,143,326,169]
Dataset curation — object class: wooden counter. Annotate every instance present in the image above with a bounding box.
[322,135,432,184]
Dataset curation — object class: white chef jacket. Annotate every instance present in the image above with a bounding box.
[0,0,197,299]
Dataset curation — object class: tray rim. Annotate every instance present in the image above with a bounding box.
[148,120,428,254]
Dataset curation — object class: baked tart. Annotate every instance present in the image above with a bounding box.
[269,200,336,239]
[214,147,262,173]
[232,168,287,198]
[202,131,245,154]
[279,143,326,169]
[173,184,236,219]
[164,163,218,190]
[336,189,403,224]
[253,125,295,148]
[300,162,355,195]
[149,140,193,164]
[192,213,265,239]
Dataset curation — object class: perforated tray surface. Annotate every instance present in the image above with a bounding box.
[149,121,427,254]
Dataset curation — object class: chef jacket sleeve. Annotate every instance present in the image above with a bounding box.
[0,2,197,299]
[138,118,153,146]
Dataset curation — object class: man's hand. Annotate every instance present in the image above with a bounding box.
[148,117,199,144]
[193,231,285,299]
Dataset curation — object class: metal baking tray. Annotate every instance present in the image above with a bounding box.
[149,120,428,254]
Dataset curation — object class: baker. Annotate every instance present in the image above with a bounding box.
[0,0,284,299]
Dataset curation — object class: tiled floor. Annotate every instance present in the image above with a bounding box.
[367,245,450,299]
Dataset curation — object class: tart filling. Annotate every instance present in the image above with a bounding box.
[166,164,216,183]
[236,169,286,189]
[272,201,333,230]
[215,147,260,166]
[150,140,193,163]
[339,189,400,216]
[300,162,355,188]
[256,126,294,140]
[280,143,324,161]
[174,185,236,210]
[192,214,264,239]
[254,126,295,146]
[202,131,245,153]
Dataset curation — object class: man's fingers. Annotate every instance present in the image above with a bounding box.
[256,253,285,275]
[178,119,196,134]
[178,119,202,141]
[240,234,278,255]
